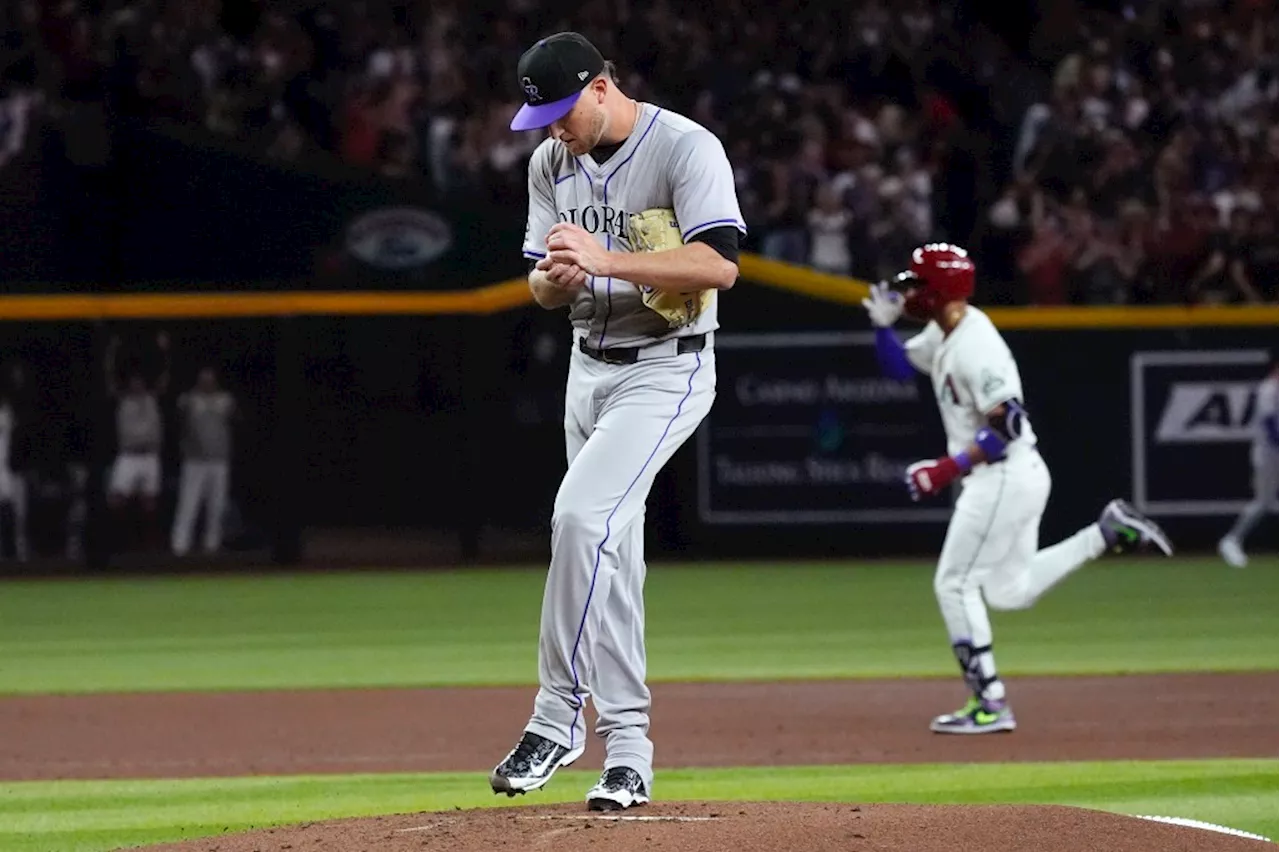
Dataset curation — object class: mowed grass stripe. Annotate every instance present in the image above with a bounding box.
[0,559,1273,694]
[0,760,1272,852]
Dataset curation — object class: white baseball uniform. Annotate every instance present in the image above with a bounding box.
[171,389,235,555]
[0,401,27,560]
[905,307,1106,700]
[0,401,16,503]
[109,393,163,498]
[519,102,744,791]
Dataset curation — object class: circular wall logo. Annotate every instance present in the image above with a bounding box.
[344,208,453,271]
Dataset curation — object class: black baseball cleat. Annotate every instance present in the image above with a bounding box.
[586,766,650,811]
[1098,499,1174,556]
[489,732,584,797]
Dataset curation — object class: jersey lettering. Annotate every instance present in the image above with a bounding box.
[941,374,961,406]
[979,368,1006,398]
[558,206,633,241]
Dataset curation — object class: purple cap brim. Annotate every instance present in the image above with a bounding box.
[510,90,581,131]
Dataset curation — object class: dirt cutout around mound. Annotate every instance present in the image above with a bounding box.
[132,802,1277,852]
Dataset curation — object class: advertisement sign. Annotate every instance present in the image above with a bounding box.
[697,331,951,524]
[344,207,454,271]
[1130,349,1272,515]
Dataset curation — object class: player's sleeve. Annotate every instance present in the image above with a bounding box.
[903,325,942,375]
[521,145,558,261]
[687,225,740,263]
[668,129,747,244]
[957,332,1024,414]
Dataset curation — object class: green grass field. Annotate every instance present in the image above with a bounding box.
[1,760,1273,852]
[0,557,1275,851]
[0,559,1274,694]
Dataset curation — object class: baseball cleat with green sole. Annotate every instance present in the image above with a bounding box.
[1099,498,1174,556]
[930,695,1017,734]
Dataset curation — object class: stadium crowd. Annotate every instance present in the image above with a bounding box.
[0,0,1275,304]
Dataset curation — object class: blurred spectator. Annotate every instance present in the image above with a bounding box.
[807,184,854,275]
[105,331,169,551]
[1,0,952,277]
[1115,199,1156,302]
[1187,207,1266,303]
[171,366,236,557]
[0,80,40,170]
[991,0,1276,303]
[338,78,386,168]
[1245,208,1279,301]
[0,0,1273,304]
[0,368,27,562]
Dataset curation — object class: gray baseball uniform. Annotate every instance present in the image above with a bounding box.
[1221,370,1279,562]
[520,102,744,792]
[1249,371,1278,493]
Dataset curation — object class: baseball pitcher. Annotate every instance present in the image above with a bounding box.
[864,243,1174,734]
[1218,363,1278,567]
[488,32,745,810]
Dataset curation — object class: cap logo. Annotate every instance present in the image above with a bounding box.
[577,70,589,80]
[521,76,541,102]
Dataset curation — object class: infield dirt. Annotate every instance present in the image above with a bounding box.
[1,672,1274,851]
[0,672,1272,780]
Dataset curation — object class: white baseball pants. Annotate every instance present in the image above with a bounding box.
[0,467,27,560]
[1224,447,1278,545]
[170,459,230,555]
[934,449,1106,695]
[109,452,161,498]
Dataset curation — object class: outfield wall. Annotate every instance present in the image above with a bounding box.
[0,289,1271,573]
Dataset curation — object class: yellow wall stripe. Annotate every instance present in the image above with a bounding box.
[737,254,872,305]
[736,255,1277,328]
[0,254,1274,329]
[983,303,1278,329]
[0,280,534,320]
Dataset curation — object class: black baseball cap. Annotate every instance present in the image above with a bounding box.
[510,32,606,131]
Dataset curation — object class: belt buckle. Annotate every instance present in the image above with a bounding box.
[678,334,705,354]
[580,337,630,365]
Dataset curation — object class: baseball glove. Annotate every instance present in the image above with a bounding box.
[628,207,713,330]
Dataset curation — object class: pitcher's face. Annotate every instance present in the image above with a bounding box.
[549,90,607,156]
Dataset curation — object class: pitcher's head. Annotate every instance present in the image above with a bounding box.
[510,32,620,155]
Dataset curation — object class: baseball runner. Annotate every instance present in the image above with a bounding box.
[864,243,1174,734]
[1218,363,1278,568]
[488,32,743,811]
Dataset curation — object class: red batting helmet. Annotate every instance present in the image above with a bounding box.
[901,243,976,318]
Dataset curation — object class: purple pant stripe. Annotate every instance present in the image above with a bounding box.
[565,352,704,747]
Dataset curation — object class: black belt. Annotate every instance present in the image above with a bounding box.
[578,333,707,365]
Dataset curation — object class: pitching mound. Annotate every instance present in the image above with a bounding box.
[133,801,1275,852]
